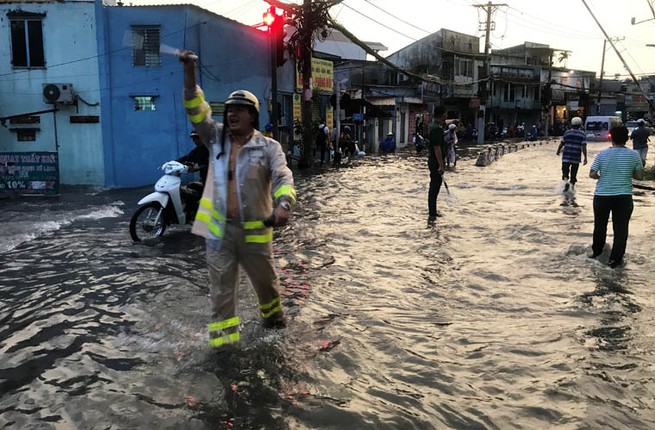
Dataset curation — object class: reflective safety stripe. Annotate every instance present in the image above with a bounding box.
[243,220,266,229]
[209,332,240,348]
[259,297,282,318]
[208,316,240,331]
[200,198,222,220]
[195,198,224,237]
[196,212,222,237]
[243,219,272,243]
[208,316,240,348]
[274,184,297,202]
[184,94,204,109]
[188,104,210,123]
[245,231,273,243]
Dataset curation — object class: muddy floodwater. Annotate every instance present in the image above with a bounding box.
[1,139,655,429]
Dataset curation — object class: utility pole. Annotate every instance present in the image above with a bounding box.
[269,0,333,167]
[597,39,606,114]
[298,0,314,168]
[581,0,655,118]
[596,37,624,114]
[473,2,507,145]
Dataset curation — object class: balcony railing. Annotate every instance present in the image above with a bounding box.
[490,99,541,110]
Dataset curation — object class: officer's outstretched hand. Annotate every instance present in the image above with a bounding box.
[178,50,197,65]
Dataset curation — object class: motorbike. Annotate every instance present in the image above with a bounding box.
[129,161,202,241]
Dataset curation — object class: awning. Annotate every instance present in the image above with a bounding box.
[368,97,396,106]
[348,99,392,117]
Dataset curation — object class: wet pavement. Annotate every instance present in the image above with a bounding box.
[2,140,655,429]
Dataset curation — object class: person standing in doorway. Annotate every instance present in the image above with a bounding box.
[630,118,650,167]
[427,105,447,222]
[556,116,587,190]
[589,125,644,268]
[179,50,297,349]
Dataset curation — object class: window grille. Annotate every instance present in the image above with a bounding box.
[132,26,161,67]
[133,96,157,111]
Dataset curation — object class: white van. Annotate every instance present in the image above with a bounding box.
[584,116,622,141]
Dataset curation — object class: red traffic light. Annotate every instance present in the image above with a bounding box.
[263,10,275,27]
[263,6,282,29]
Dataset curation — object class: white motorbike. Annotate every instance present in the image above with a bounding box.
[129,161,201,241]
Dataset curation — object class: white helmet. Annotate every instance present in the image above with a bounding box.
[571,117,583,126]
[448,123,457,130]
[225,90,259,113]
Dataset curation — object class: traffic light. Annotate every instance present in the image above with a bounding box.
[262,8,275,27]
[263,6,286,66]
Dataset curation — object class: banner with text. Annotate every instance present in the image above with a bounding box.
[0,152,60,196]
[296,57,334,92]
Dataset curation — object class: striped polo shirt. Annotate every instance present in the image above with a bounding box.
[590,147,644,196]
[560,128,587,163]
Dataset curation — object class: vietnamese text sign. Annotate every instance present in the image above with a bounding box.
[296,57,334,92]
[0,152,60,196]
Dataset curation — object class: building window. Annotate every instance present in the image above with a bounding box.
[10,16,45,68]
[131,26,161,67]
[502,84,517,102]
[133,96,157,111]
[454,58,473,77]
[16,129,37,141]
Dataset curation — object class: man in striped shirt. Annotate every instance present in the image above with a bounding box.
[556,116,587,190]
[589,126,644,268]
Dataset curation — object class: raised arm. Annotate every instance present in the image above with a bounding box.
[179,50,215,147]
[179,50,197,90]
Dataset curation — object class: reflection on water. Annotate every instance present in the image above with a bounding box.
[1,142,655,429]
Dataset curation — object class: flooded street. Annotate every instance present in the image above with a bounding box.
[2,139,655,429]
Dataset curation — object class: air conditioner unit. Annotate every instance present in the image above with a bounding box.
[43,83,75,104]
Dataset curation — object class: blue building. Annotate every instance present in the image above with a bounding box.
[1,0,295,190]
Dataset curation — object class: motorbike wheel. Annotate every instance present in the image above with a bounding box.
[129,202,167,242]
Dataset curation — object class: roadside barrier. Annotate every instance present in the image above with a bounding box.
[475,139,555,166]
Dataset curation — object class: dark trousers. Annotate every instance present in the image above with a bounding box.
[592,195,634,263]
[561,162,580,184]
[317,142,328,165]
[428,159,443,217]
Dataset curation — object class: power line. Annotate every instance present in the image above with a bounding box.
[361,0,432,36]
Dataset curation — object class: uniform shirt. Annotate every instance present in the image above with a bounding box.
[560,128,587,164]
[630,126,650,149]
[591,147,643,196]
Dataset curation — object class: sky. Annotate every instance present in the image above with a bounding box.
[132,0,655,80]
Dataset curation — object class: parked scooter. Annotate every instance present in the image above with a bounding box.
[129,160,201,241]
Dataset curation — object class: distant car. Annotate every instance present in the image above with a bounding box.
[584,115,622,141]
